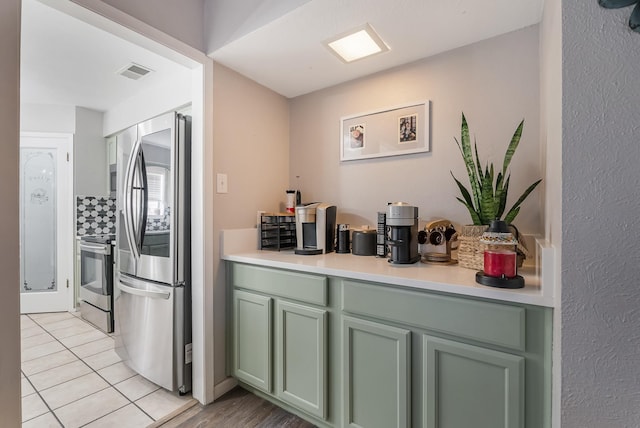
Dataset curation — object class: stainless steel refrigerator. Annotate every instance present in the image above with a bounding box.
[114,111,192,394]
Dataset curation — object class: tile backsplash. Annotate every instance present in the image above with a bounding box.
[146,207,171,232]
[76,196,116,236]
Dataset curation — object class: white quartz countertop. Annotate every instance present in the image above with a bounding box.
[223,251,553,309]
[221,228,555,307]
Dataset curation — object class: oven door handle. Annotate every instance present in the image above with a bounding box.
[79,243,110,255]
[118,277,171,300]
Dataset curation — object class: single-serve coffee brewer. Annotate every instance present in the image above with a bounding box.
[294,202,337,255]
[386,202,420,264]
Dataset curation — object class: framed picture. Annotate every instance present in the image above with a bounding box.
[340,101,429,161]
[398,114,417,143]
[349,124,365,149]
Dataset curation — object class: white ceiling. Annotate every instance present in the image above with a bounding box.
[21,0,545,110]
[20,0,191,112]
[209,0,545,98]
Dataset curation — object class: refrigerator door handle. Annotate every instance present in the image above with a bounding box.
[139,150,148,248]
[118,276,171,300]
[124,141,142,261]
[122,147,134,258]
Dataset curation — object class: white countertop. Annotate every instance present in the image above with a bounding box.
[221,229,555,308]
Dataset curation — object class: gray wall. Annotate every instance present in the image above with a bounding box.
[75,107,108,196]
[290,26,542,235]
[0,0,22,424]
[211,62,290,384]
[22,105,108,197]
[21,103,76,133]
[562,1,640,426]
[94,0,205,52]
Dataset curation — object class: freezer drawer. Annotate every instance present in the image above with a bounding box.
[114,273,191,393]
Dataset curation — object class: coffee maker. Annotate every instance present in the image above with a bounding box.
[294,203,337,255]
[386,202,420,264]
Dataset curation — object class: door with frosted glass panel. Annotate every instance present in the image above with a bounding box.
[20,133,73,314]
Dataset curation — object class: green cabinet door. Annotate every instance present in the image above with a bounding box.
[276,301,327,419]
[423,335,524,428]
[342,316,411,428]
[233,290,273,392]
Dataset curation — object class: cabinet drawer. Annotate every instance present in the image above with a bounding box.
[342,280,525,351]
[232,263,327,306]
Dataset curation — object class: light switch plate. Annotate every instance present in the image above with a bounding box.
[216,173,228,193]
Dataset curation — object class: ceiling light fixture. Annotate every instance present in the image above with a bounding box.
[325,23,390,63]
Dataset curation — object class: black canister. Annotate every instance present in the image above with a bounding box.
[336,224,350,253]
[352,228,377,256]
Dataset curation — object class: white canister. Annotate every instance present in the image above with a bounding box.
[285,190,296,213]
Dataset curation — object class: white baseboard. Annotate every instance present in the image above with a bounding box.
[213,376,238,400]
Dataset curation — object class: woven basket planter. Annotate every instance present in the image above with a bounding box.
[457,225,489,270]
[457,224,529,271]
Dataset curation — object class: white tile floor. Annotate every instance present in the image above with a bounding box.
[21,311,195,427]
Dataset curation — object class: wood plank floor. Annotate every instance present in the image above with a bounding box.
[156,387,316,428]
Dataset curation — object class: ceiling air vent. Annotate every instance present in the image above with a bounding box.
[117,63,153,80]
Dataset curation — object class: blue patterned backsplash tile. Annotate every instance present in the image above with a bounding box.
[76,196,116,236]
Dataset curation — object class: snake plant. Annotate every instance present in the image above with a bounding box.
[598,0,640,32]
[451,113,541,226]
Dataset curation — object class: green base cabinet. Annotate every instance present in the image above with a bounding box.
[276,300,327,419]
[342,315,411,428]
[230,263,330,423]
[233,290,272,392]
[423,335,524,428]
[227,262,552,428]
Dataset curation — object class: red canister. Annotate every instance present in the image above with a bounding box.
[483,249,517,278]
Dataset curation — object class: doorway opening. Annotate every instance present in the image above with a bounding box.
[20,0,213,404]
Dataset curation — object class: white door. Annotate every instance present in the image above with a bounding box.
[20,133,74,314]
